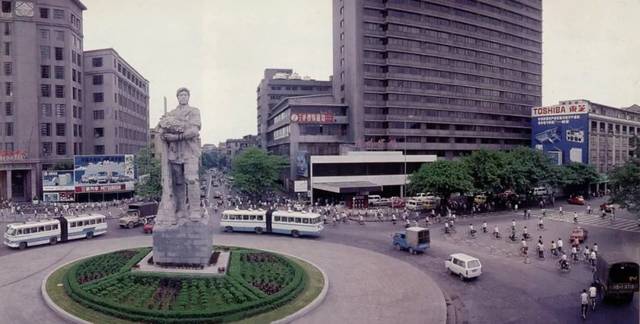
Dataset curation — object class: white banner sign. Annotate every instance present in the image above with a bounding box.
[294,180,308,193]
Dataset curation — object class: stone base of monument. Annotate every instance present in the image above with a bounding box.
[133,250,230,276]
[152,218,213,266]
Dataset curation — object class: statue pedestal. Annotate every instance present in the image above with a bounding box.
[152,217,213,267]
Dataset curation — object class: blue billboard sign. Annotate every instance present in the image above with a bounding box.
[73,155,135,193]
[531,102,590,165]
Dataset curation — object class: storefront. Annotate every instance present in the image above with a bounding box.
[0,154,39,202]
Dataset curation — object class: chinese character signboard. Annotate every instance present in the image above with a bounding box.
[74,155,135,193]
[0,150,27,161]
[290,112,335,124]
[531,102,590,165]
[43,170,74,191]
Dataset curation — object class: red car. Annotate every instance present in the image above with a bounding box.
[570,226,589,243]
[390,197,405,208]
[143,220,154,234]
[567,195,585,205]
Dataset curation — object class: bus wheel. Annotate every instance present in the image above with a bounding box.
[49,237,57,245]
[225,226,233,232]
[255,227,263,234]
[291,230,300,238]
[19,242,27,250]
[127,222,134,229]
[86,232,94,239]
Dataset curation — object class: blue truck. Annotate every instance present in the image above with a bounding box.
[393,227,430,254]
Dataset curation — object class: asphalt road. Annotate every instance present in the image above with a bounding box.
[1,174,638,324]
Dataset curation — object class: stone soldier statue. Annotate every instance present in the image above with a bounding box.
[156,87,202,225]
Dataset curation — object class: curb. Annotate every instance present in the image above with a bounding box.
[41,256,93,324]
[41,248,329,324]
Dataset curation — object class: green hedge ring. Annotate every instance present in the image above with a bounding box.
[51,247,312,323]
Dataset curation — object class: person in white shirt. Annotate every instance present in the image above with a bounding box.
[590,250,597,266]
[571,246,578,261]
[482,221,487,233]
[592,243,598,254]
[493,224,500,238]
[523,226,529,239]
[583,246,590,261]
[537,241,544,258]
[550,240,557,256]
[469,224,476,236]
[580,289,589,318]
[538,217,544,229]
[559,253,569,269]
[557,238,564,253]
[573,211,578,223]
[559,206,563,216]
[358,214,364,225]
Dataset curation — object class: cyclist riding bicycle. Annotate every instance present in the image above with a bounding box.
[444,221,450,234]
[559,253,569,270]
[550,240,557,256]
[469,224,476,236]
[557,238,564,254]
[493,225,501,238]
[522,226,529,239]
[537,241,544,258]
[590,250,597,267]
[583,246,590,261]
[571,246,578,261]
[538,217,544,229]
[482,221,487,233]
[588,284,597,310]
[573,211,578,224]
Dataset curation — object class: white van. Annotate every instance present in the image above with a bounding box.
[368,195,382,205]
[406,199,425,211]
[445,253,482,280]
[532,187,549,196]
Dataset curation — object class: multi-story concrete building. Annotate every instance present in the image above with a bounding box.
[83,48,149,155]
[532,99,640,175]
[219,135,258,161]
[266,94,349,190]
[334,0,542,158]
[0,0,86,201]
[256,68,332,148]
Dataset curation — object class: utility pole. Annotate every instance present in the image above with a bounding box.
[163,96,167,115]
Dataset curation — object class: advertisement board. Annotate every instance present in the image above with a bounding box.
[42,170,74,191]
[294,180,308,193]
[43,191,74,202]
[531,102,590,165]
[295,151,309,177]
[74,155,135,193]
[290,112,336,124]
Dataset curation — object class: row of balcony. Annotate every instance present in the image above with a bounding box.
[363,128,530,139]
[364,114,529,128]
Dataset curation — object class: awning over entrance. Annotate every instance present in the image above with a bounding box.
[313,181,382,194]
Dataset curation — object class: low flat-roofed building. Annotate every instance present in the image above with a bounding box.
[309,151,436,206]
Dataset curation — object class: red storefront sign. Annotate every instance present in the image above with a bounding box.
[0,150,27,161]
[75,184,129,193]
[290,112,335,124]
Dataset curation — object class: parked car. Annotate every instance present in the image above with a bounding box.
[445,253,482,280]
[143,219,154,234]
[567,195,586,205]
[406,199,426,211]
[570,226,589,243]
[390,197,405,208]
[392,227,430,254]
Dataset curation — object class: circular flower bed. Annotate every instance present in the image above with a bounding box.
[60,247,308,323]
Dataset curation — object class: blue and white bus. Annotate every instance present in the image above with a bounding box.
[3,213,107,249]
[221,209,323,237]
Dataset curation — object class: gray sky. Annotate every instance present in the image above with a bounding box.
[81,0,640,145]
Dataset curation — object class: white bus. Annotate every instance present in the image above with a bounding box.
[221,209,323,237]
[4,213,107,250]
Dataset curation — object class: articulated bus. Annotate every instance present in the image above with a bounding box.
[594,252,639,303]
[221,209,323,237]
[4,213,107,250]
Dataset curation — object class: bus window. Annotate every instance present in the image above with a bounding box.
[38,226,44,232]
[45,225,52,231]
[53,224,58,230]
[295,217,301,223]
[70,222,76,228]
[243,215,249,221]
[258,216,263,221]
[288,217,294,223]
[90,219,96,225]
[274,216,280,222]
[250,215,256,220]
[85,220,90,226]
[303,218,309,224]
[17,229,22,235]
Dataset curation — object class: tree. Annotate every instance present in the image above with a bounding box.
[134,146,162,199]
[408,160,474,201]
[500,147,561,196]
[231,148,288,200]
[558,162,600,195]
[609,158,640,219]
[461,149,506,193]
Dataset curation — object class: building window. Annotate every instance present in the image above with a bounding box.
[1,1,11,13]
[40,46,50,60]
[94,128,104,138]
[40,65,50,78]
[3,42,9,55]
[56,142,66,155]
[55,104,65,117]
[41,103,52,117]
[72,87,76,100]
[92,57,103,67]
[93,110,104,120]
[55,123,65,136]
[55,30,64,41]
[41,84,51,97]
[4,142,13,151]
[40,29,49,40]
[54,65,64,79]
[3,62,10,75]
[42,142,52,154]
[4,102,12,116]
[40,7,49,18]
[5,122,13,136]
[54,47,63,60]
[55,85,64,98]
[4,82,11,96]
[52,9,64,19]
[93,74,103,85]
[94,145,105,155]
[40,123,51,136]
[93,92,104,102]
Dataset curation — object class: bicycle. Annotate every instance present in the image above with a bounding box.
[589,295,597,312]
[581,303,588,320]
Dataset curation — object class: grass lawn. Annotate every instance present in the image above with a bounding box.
[46,254,325,323]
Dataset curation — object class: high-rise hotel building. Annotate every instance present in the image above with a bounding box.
[334,0,542,158]
[0,0,148,201]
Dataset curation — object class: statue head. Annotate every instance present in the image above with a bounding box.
[176,87,190,105]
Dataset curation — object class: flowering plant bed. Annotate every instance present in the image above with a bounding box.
[60,247,308,323]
